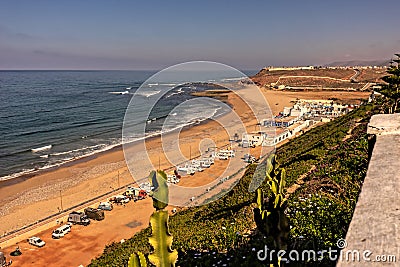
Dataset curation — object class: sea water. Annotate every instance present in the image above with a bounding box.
[0,70,255,180]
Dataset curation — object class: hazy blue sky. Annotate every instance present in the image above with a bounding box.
[0,0,399,70]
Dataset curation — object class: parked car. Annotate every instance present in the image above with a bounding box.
[177,165,196,175]
[167,174,180,184]
[194,166,203,172]
[84,207,105,221]
[199,160,211,168]
[217,153,229,160]
[125,187,148,200]
[27,236,46,247]
[68,211,90,226]
[52,224,71,239]
[191,160,201,167]
[139,182,153,193]
[109,195,130,205]
[98,202,113,211]
[219,149,235,157]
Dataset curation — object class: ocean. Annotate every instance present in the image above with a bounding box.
[0,70,255,181]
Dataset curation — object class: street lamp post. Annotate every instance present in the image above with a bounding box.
[117,170,120,189]
[60,190,63,212]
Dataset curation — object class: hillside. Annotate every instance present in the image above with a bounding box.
[251,68,386,91]
[324,59,390,67]
[89,102,379,267]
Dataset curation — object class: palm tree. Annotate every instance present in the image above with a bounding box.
[381,53,400,113]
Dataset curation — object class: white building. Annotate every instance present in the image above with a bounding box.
[242,132,267,147]
[262,130,292,146]
[264,66,315,71]
[288,120,312,135]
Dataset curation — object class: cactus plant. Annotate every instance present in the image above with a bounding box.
[128,251,147,267]
[148,210,178,267]
[148,170,169,210]
[128,170,178,267]
[253,154,290,266]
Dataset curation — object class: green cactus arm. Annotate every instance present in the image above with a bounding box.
[148,170,169,210]
[148,210,178,267]
[266,154,275,178]
[274,194,287,209]
[271,180,279,195]
[279,169,286,194]
[128,252,147,267]
[274,194,281,209]
[280,198,288,209]
[128,253,138,267]
[256,188,264,210]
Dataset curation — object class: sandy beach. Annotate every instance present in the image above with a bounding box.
[0,88,369,265]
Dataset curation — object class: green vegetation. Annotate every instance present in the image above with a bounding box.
[380,53,400,113]
[253,155,289,266]
[147,210,178,267]
[128,170,178,267]
[89,103,377,267]
[128,252,147,267]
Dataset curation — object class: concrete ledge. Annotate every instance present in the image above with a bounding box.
[338,114,400,266]
[368,113,400,135]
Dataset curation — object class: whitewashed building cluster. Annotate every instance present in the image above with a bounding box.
[242,99,353,147]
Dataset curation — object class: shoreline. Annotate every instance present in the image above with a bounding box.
[0,90,369,228]
[0,86,235,184]
[0,90,251,235]
[0,89,370,266]
[0,144,122,188]
[0,113,221,190]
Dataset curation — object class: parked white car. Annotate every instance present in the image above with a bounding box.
[139,182,153,193]
[217,153,229,160]
[218,149,235,157]
[199,160,211,168]
[195,166,204,172]
[98,201,113,211]
[110,195,130,204]
[52,224,71,239]
[177,165,196,175]
[177,165,189,172]
[186,167,196,175]
[27,236,46,247]
[191,160,201,167]
[167,174,180,184]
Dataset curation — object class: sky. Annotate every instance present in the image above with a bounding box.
[0,0,399,70]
